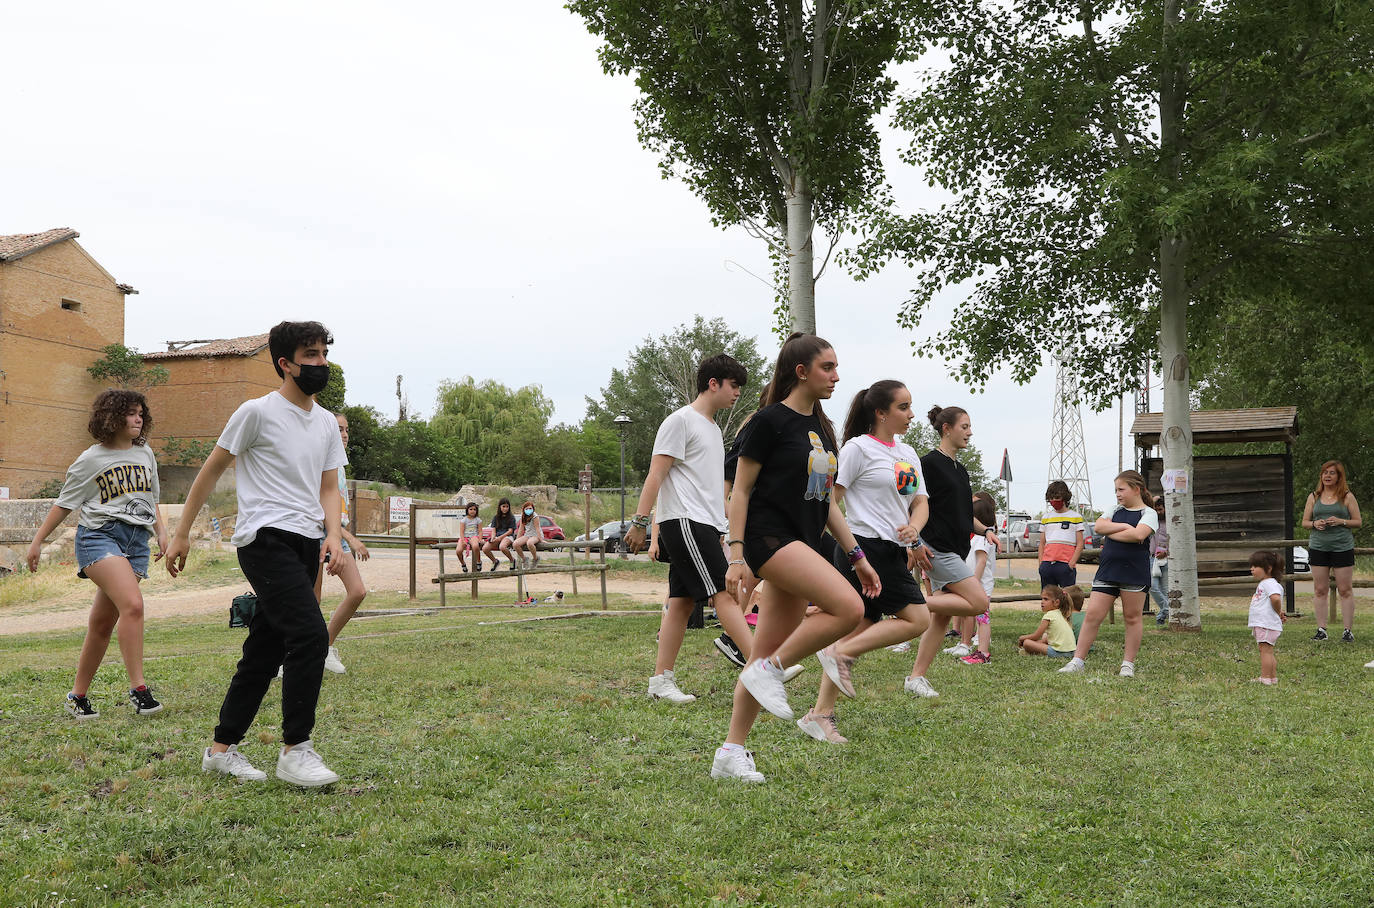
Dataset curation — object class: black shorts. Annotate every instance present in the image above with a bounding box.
[832,535,925,622]
[1092,580,1149,597]
[1310,548,1355,568]
[658,518,728,602]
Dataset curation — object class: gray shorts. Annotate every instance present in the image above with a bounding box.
[925,547,974,590]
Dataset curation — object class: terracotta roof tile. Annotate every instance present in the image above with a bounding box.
[143,334,272,361]
[0,228,79,261]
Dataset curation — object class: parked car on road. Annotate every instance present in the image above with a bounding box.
[1293,546,1310,573]
[575,520,632,551]
[1011,519,1042,553]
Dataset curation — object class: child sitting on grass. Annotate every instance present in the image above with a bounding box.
[1247,550,1285,685]
[1067,584,1086,642]
[1017,585,1076,659]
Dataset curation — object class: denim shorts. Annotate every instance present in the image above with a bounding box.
[76,521,151,579]
[1046,646,1074,659]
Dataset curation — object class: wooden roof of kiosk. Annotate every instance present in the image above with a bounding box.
[1130,407,1299,448]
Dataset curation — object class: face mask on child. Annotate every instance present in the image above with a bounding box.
[524,508,534,517]
[1048,498,1065,509]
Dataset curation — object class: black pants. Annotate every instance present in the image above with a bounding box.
[214,528,327,747]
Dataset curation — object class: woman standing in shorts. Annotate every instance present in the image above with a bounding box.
[795,380,932,744]
[1302,460,1361,641]
[711,333,879,782]
[904,405,1001,699]
[1059,470,1157,677]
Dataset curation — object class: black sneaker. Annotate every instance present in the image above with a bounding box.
[945,627,961,639]
[129,686,163,715]
[1342,629,1355,643]
[1313,628,1329,641]
[714,633,746,669]
[65,692,99,720]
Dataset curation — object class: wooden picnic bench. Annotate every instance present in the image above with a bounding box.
[430,537,610,608]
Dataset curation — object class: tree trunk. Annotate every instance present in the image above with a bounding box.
[1159,236,1201,629]
[785,177,817,334]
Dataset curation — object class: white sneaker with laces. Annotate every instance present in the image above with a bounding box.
[275,740,340,788]
[202,745,267,782]
[886,640,911,653]
[781,664,805,683]
[817,645,856,698]
[1058,658,1086,673]
[903,675,939,698]
[1119,662,1136,678]
[797,712,848,744]
[710,746,765,782]
[740,659,793,719]
[324,646,346,675]
[648,670,696,704]
[944,643,972,657]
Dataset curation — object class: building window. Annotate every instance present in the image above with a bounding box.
[61,298,83,312]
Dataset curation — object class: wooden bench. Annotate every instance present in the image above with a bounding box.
[430,537,610,607]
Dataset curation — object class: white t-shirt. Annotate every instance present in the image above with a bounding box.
[835,434,926,542]
[965,533,996,596]
[56,443,161,530]
[653,404,727,530]
[217,392,348,547]
[1248,577,1284,631]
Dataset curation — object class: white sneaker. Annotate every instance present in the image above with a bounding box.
[647,670,696,704]
[1058,658,1085,673]
[1119,662,1136,678]
[275,740,340,788]
[740,659,793,719]
[971,634,980,648]
[817,644,856,698]
[797,712,848,744]
[886,641,911,653]
[781,664,805,683]
[202,745,267,782]
[944,643,972,657]
[903,675,939,698]
[1365,658,1374,669]
[276,664,284,680]
[710,746,765,782]
[324,646,346,674]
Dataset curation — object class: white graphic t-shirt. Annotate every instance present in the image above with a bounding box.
[835,434,926,542]
[1248,577,1284,632]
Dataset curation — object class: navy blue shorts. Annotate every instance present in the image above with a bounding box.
[1039,560,1078,588]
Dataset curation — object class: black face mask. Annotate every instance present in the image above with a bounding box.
[289,362,331,396]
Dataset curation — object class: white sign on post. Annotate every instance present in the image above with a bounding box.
[0,487,8,500]
[1161,469,1189,494]
[389,496,413,524]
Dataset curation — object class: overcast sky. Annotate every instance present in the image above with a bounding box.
[4,1,1149,512]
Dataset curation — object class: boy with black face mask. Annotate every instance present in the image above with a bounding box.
[166,320,348,787]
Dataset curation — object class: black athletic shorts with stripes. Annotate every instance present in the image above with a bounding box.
[658,517,729,602]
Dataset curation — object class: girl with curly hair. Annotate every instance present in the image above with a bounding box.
[27,389,169,719]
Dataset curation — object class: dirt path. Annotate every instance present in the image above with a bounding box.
[0,550,669,637]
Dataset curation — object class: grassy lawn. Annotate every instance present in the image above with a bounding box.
[0,550,244,612]
[3,596,1373,906]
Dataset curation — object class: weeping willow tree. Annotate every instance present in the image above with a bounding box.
[430,378,554,474]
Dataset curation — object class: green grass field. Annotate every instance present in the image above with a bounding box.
[3,594,1373,906]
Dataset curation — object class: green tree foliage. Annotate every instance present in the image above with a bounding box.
[316,362,346,413]
[160,437,216,467]
[586,316,769,477]
[431,378,554,483]
[567,0,928,331]
[901,423,1005,510]
[1193,291,1374,542]
[856,0,1374,400]
[86,344,169,390]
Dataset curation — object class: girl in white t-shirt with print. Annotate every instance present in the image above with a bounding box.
[1247,550,1285,685]
[457,502,484,572]
[951,492,998,663]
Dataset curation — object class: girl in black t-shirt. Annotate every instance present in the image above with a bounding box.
[905,405,1002,700]
[712,333,879,784]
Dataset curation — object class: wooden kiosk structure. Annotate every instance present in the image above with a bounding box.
[1130,407,1300,611]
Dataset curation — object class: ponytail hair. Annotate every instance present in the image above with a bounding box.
[1042,584,1073,618]
[843,380,907,442]
[1116,470,1154,508]
[928,405,968,438]
[768,332,837,449]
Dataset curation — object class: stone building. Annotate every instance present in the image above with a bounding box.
[0,228,138,496]
[142,334,279,449]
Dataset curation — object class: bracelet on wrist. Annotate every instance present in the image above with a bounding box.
[727,538,744,547]
[847,545,866,566]
[630,514,651,529]
[727,559,746,566]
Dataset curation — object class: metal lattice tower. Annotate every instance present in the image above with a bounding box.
[1048,354,1094,513]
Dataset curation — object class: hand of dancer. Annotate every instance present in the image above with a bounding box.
[346,532,369,561]
[726,560,756,604]
[25,539,42,573]
[986,530,1003,554]
[165,535,190,577]
[154,529,170,562]
[322,534,344,576]
[856,558,881,598]
[625,524,646,553]
[914,544,933,572]
[896,523,921,545]
[647,536,659,562]
[906,546,919,572]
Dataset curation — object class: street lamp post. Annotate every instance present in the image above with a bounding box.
[614,413,633,559]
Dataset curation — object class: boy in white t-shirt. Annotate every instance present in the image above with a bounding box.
[167,321,348,787]
[624,354,749,704]
[952,492,998,663]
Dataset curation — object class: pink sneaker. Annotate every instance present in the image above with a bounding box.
[960,651,991,664]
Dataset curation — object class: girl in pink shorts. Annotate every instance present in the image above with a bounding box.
[1247,550,1285,685]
